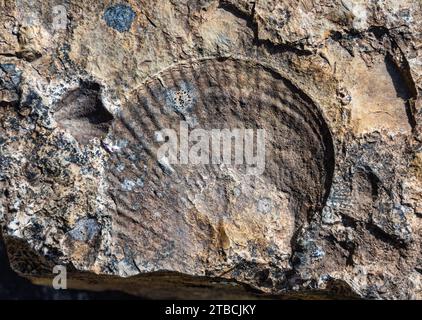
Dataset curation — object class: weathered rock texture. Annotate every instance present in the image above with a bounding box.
[0,0,421,299]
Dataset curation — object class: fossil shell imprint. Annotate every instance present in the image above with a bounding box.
[98,57,335,274]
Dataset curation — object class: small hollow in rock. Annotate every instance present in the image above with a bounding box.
[54,82,114,145]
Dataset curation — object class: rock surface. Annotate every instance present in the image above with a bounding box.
[0,0,421,299]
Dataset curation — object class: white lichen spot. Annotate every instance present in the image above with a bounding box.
[257,197,272,214]
[311,247,325,259]
[102,138,128,153]
[121,178,136,191]
[116,163,125,172]
[342,0,368,30]
[7,211,31,237]
[233,186,241,197]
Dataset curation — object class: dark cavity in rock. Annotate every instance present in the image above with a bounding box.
[54,82,114,145]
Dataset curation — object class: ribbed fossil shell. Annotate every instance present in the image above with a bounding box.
[101,57,335,276]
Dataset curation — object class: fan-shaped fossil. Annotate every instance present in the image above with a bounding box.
[100,57,335,278]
